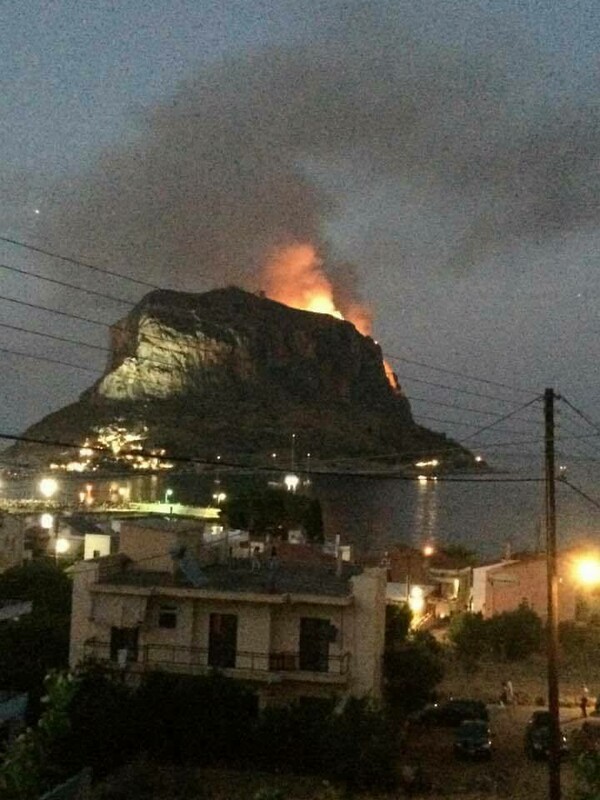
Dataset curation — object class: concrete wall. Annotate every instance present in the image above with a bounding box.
[350,568,386,699]
[69,560,101,668]
[0,515,24,572]
[84,534,112,560]
[484,557,577,621]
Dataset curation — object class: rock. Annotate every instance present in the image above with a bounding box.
[9,287,472,469]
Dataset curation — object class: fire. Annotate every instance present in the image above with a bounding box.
[262,243,345,323]
[261,243,399,391]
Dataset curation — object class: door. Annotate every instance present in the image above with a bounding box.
[109,626,139,663]
[208,613,238,668]
[299,617,330,672]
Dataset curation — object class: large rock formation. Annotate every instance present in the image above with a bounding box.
[11,287,472,469]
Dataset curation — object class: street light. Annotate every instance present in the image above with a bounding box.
[574,556,600,587]
[39,477,58,498]
[164,488,174,504]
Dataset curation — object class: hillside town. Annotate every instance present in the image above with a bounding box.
[1,473,600,799]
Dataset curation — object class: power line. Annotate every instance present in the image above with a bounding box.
[400,373,525,405]
[560,478,600,513]
[0,262,134,306]
[0,321,108,353]
[461,396,544,441]
[0,346,102,374]
[407,394,540,422]
[0,234,163,291]
[0,293,110,328]
[384,352,538,397]
[560,397,600,437]
[0,431,545,482]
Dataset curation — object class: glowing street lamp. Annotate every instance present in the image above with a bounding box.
[423,544,435,558]
[212,491,227,506]
[574,556,600,587]
[164,488,174,504]
[40,513,54,530]
[55,538,70,555]
[284,474,300,492]
[39,477,58,498]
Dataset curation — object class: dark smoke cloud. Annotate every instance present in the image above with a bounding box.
[37,12,599,297]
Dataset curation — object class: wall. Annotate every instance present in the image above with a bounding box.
[69,561,100,668]
[484,557,577,621]
[0,514,24,572]
[350,568,386,699]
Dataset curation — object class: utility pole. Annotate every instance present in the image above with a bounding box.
[545,387,561,800]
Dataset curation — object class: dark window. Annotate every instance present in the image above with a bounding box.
[109,626,139,663]
[92,550,101,559]
[208,613,237,668]
[299,617,331,672]
[158,605,178,629]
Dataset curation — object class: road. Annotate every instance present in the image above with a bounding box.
[405,704,588,798]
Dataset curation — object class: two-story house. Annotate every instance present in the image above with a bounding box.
[69,520,387,707]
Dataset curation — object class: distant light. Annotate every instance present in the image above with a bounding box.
[39,477,58,498]
[55,538,70,554]
[408,585,425,614]
[417,475,428,484]
[34,208,40,215]
[271,452,277,459]
[415,459,439,468]
[475,455,483,463]
[164,488,174,503]
[284,474,300,492]
[40,513,54,530]
[423,544,435,557]
[575,557,600,586]
[212,491,227,505]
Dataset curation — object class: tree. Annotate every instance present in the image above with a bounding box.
[383,628,444,718]
[0,671,77,800]
[0,561,71,712]
[489,603,543,661]
[448,612,489,665]
[226,487,323,541]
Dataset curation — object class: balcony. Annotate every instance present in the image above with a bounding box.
[82,639,350,684]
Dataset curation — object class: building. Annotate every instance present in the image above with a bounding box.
[69,522,387,706]
[471,553,578,621]
[0,514,24,572]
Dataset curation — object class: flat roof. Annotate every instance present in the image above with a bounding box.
[100,559,363,597]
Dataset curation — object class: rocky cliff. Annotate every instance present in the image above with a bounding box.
[11,287,472,469]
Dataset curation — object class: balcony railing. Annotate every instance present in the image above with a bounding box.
[82,639,351,677]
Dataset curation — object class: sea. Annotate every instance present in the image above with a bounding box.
[9,454,600,560]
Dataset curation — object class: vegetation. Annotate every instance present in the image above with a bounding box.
[0,671,77,800]
[449,603,543,665]
[1,666,398,797]
[383,605,444,719]
[0,560,71,715]
[225,486,323,542]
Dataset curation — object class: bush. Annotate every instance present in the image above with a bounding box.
[384,630,444,718]
[448,612,489,664]
[489,603,543,660]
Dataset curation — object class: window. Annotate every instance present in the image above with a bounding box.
[299,617,332,672]
[208,613,237,668]
[109,626,139,664]
[158,604,178,629]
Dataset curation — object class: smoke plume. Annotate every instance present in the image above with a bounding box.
[34,10,598,311]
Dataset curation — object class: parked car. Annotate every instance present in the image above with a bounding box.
[524,710,569,760]
[454,720,493,760]
[415,699,489,727]
[571,720,600,755]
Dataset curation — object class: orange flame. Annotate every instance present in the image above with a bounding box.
[261,243,398,391]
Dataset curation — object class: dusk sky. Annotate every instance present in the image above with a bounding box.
[1,0,599,465]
